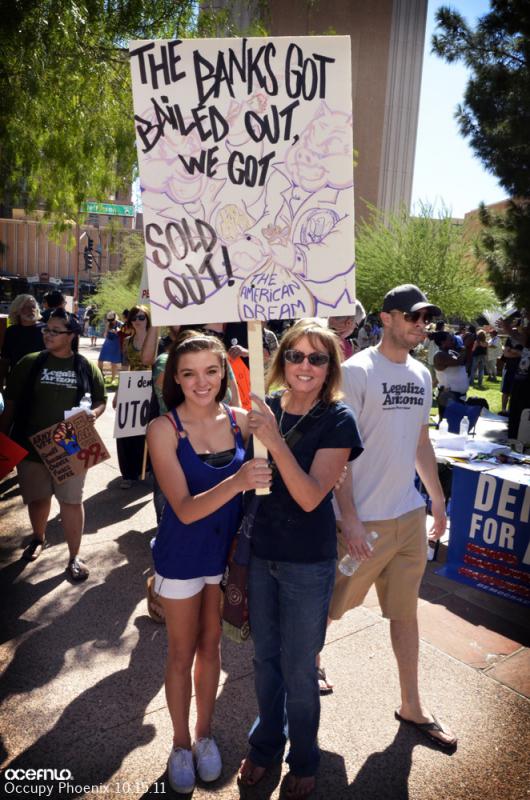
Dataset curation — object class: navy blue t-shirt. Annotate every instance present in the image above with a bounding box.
[251,396,363,563]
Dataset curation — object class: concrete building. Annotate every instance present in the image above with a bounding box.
[266,0,428,223]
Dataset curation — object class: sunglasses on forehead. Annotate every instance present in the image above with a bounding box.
[284,349,330,367]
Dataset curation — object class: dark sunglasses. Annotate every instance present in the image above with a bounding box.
[132,314,147,321]
[393,310,433,324]
[284,349,330,367]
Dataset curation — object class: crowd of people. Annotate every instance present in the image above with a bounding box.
[3,282,530,796]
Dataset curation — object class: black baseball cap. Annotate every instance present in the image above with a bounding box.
[382,284,441,316]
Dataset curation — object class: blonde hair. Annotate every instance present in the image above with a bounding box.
[266,319,343,405]
[9,294,40,324]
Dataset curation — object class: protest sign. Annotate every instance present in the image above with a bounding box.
[129,36,356,325]
[30,412,110,483]
[138,261,150,306]
[114,371,153,439]
[0,433,28,480]
[437,466,530,607]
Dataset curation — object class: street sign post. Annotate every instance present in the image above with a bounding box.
[81,202,135,217]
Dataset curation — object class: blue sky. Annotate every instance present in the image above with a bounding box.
[411,0,507,218]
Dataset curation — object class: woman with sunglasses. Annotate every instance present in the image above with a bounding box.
[147,334,270,794]
[241,319,362,799]
[114,305,151,488]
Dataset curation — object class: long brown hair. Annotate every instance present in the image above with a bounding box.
[127,305,151,330]
[266,319,343,405]
[162,330,229,410]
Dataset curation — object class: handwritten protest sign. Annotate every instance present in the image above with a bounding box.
[113,371,153,439]
[0,433,28,480]
[30,413,110,483]
[129,36,355,325]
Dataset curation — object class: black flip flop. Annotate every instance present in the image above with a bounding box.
[22,539,47,561]
[394,710,457,750]
[317,667,333,696]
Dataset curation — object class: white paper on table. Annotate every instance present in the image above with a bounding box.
[433,448,470,459]
[465,440,511,456]
[433,435,467,451]
[485,464,530,485]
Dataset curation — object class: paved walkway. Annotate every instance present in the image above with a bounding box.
[1,340,529,799]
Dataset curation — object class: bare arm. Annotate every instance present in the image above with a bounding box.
[334,462,373,561]
[415,424,446,540]
[147,415,270,524]
[140,326,160,366]
[228,374,241,407]
[433,349,466,370]
[249,394,350,512]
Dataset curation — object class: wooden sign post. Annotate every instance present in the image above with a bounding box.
[247,320,270,495]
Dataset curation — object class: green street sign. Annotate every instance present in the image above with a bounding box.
[82,202,135,217]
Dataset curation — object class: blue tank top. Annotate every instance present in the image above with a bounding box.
[152,404,245,579]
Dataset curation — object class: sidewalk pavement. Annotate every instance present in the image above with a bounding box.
[1,340,529,799]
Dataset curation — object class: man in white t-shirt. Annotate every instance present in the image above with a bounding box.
[328,284,457,750]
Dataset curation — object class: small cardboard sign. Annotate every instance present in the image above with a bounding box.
[113,370,153,439]
[29,412,110,483]
[0,433,28,479]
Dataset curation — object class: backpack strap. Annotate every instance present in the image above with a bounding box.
[12,351,49,438]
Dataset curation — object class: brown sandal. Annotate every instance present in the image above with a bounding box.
[284,773,316,799]
[238,757,266,786]
[146,575,165,623]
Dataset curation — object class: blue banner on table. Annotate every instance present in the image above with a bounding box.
[437,466,530,606]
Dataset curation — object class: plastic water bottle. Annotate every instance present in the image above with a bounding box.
[79,393,92,413]
[459,415,470,438]
[439,418,449,433]
[338,531,379,576]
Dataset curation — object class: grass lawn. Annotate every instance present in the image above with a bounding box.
[466,376,503,415]
[430,374,504,419]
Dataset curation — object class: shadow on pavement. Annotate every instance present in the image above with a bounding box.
[2,616,164,792]
[0,530,150,703]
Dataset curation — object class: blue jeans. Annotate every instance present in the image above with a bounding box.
[247,556,335,777]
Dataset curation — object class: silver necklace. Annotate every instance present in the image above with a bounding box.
[278,399,319,438]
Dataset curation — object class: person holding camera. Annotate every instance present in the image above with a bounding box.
[97,311,122,382]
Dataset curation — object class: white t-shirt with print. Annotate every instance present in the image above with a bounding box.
[341,347,432,521]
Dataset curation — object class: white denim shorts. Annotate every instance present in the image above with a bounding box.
[153,572,223,600]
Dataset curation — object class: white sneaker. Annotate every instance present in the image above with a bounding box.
[193,736,222,782]
[167,747,195,794]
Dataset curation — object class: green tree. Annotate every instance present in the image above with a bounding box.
[432,1,530,308]
[355,204,496,319]
[90,230,146,315]
[0,0,245,222]
[478,200,530,309]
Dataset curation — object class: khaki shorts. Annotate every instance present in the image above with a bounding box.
[329,507,427,621]
[17,459,86,505]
